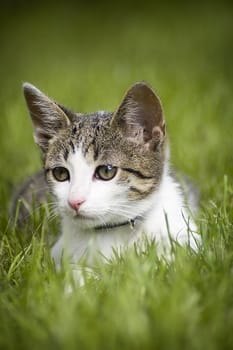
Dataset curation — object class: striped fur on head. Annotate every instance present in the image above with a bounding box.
[23,82,167,221]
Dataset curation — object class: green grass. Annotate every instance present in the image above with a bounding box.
[1,1,233,349]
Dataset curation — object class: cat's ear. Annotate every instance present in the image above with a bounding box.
[23,83,71,152]
[112,82,165,150]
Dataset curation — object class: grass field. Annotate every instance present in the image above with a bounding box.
[0,1,233,349]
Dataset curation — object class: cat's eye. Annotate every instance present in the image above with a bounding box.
[52,167,70,182]
[95,165,117,181]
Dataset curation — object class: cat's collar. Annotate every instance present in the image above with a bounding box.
[93,216,141,232]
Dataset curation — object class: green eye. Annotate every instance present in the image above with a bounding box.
[52,167,70,182]
[95,165,117,181]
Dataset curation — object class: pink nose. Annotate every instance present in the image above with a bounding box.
[68,198,85,211]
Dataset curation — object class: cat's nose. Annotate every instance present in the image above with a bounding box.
[68,198,85,211]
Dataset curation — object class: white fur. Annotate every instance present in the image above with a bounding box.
[51,148,200,267]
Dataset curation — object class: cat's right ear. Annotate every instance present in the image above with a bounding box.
[23,83,71,152]
[112,82,166,151]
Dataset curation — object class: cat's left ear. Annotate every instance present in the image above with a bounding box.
[112,82,165,150]
[23,83,72,152]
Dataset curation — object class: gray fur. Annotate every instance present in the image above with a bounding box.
[10,170,49,226]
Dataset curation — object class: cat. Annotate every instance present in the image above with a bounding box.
[12,81,200,268]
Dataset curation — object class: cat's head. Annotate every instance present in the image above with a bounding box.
[23,82,167,228]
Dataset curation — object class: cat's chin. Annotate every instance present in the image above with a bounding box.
[71,212,96,221]
[60,207,94,221]
[63,209,130,229]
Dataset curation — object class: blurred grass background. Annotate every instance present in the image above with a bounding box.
[0,0,232,196]
[0,1,233,349]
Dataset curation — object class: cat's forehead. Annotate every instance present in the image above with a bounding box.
[71,111,115,154]
[75,110,112,124]
[46,111,116,163]
[71,111,112,137]
[45,109,162,175]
